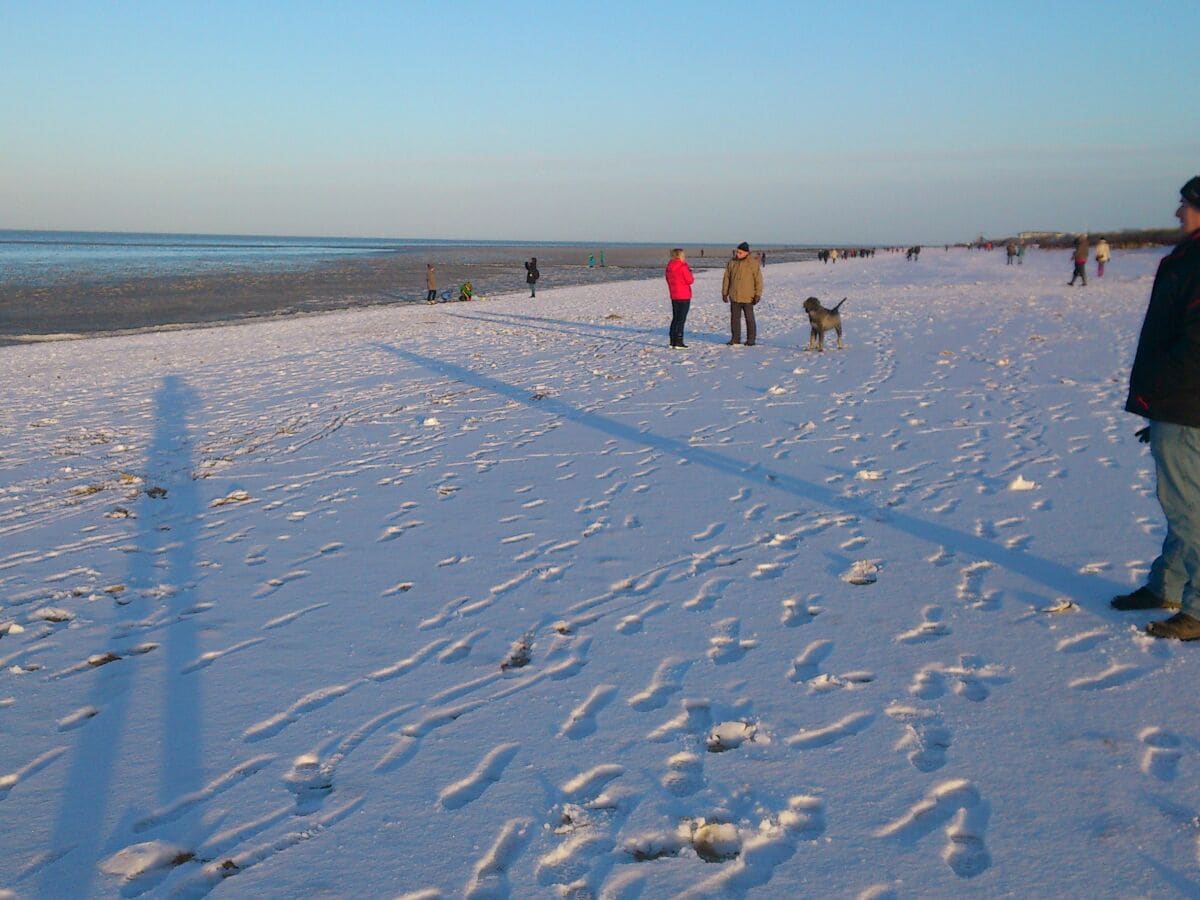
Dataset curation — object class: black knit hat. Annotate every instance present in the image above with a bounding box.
[736,242,750,252]
[1182,176,1200,208]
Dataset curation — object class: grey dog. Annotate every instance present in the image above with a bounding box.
[802,296,847,350]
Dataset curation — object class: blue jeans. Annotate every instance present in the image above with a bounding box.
[669,301,690,344]
[1149,420,1200,615]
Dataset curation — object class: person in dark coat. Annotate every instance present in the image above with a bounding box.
[1111,176,1200,640]
[525,257,540,297]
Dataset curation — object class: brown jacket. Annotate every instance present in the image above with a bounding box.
[722,256,763,303]
[426,267,436,290]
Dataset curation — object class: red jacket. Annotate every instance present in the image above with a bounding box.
[665,258,694,300]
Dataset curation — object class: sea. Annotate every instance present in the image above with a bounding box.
[0,230,550,287]
[0,230,817,339]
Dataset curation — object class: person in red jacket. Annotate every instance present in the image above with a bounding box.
[665,248,695,348]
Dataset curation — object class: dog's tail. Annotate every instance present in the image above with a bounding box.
[832,297,848,312]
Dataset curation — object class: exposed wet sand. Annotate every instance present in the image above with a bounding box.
[0,244,816,343]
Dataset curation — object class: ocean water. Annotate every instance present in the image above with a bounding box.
[0,230,541,287]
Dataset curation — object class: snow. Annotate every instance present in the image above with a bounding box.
[2,247,1198,897]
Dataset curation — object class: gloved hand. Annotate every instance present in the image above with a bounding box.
[752,297,759,305]
[722,296,729,304]
[1136,426,1150,444]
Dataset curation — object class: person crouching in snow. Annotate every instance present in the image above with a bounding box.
[1111,176,1200,640]
[665,248,694,348]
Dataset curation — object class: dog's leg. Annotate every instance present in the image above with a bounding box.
[836,325,843,349]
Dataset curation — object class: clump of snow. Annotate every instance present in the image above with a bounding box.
[99,841,193,880]
[30,607,74,623]
[844,560,880,585]
[706,721,758,752]
[690,821,741,862]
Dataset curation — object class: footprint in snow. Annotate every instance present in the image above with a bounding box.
[896,606,951,644]
[781,596,822,627]
[1139,727,1183,781]
[887,705,952,772]
[628,658,691,711]
[438,742,520,810]
[1069,663,1143,692]
[559,685,618,739]
[1054,629,1110,653]
[707,618,758,665]
[616,601,668,635]
[787,639,834,683]
[875,779,991,879]
[661,751,704,795]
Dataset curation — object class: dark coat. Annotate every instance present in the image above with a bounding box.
[525,260,540,284]
[1126,229,1200,427]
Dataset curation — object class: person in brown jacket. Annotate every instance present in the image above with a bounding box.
[722,241,763,345]
[425,264,438,304]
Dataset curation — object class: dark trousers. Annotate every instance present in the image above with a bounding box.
[529,283,537,297]
[669,301,690,345]
[426,289,437,302]
[1069,261,1087,285]
[729,302,756,344]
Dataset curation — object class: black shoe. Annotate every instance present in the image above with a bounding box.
[745,341,756,346]
[676,342,687,348]
[726,340,741,346]
[1111,586,1181,611]
[1146,612,1200,640]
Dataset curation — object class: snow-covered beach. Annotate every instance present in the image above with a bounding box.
[2,247,1197,898]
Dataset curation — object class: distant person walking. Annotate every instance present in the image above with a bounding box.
[1111,176,1200,641]
[665,248,694,348]
[425,264,437,304]
[721,241,763,346]
[1017,241,1026,264]
[1006,242,1016,265]
[525,257,540,297]
[1095,237,1111,277]
[1068,234,1089,286]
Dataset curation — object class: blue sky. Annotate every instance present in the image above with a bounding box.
[2,0,1195,244]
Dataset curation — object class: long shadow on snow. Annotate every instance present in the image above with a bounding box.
[378,344,1123,604]
[43,375,204,896]
[446,308,732,347]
